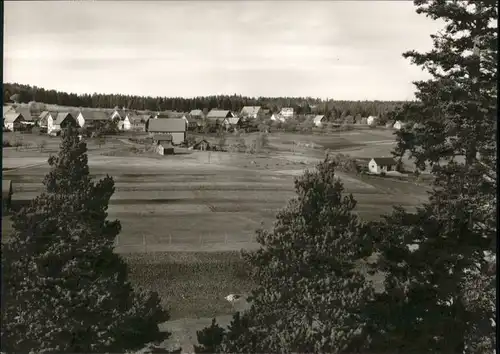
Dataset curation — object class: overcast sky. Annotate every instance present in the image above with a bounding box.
[4,1,443,100]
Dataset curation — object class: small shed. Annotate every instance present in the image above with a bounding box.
[2,180,13,210]
[393,120,406,130]
[368,157,397,174]
[367,116,378,126]
[193,139,210,151]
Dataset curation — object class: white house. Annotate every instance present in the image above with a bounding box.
[368,157,397,174]
[313,115,326,127]
[3,112,26,131]
[279,107,294,119]
[47,112,78,135]
[393,120,406,130]
[76,110,110,128]
[270,113,286,123]
[367,116,378,126]
[119,115,131,131]
[240,106,262,119]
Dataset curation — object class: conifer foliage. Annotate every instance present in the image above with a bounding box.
[367,1,497,352]
[195,157,374,353]
[1,126,169,353]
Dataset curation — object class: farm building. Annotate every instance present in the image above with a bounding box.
[2,180,13,211]
[153,135,175,155]
[182,116,198,130]
[240,106,262,119]
[15,107,36,126]
[189,109,205,119]
[313,115,326,127]
[3,111,26,131]
[76,110,110,128]
[270,113,285,123]
[207,109,234,119]
[368,157,397,174]
[393,120,406,130]
[3,105,14,117]
[47,112,78,135]
[110,109,125,121]
[147,118,186,145]
[130,114,151,131]
[223,117,241,131]
[367,116,378,126]
[193,139,210,151]
[279,107,294,119]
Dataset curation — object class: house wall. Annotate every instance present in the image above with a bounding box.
[77,113,85,127]
[122,118,131,130]
[149,131,185,145]
[368,160,379,174]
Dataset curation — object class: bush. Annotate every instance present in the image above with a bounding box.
[380,171,386,177]
[329,153,361,174]
[339,123,354,131]
[3,140,12,148]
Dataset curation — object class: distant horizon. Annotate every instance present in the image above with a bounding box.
[5,81,414,102]
[4,1,443,101]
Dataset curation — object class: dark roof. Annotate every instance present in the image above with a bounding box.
[148,118,186,133]
[16,107,33,121]
[371,157,397,166]
[79,109,110,121]
[3,112,25,123]
[54,112,76,125]
[207,110,232,119]
[193,139,210,148]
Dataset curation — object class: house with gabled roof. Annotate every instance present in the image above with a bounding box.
[313,115,326,127]
[147,118,186,145]
[189,109,204,119]
[47,112,78,135]
[240,106,262,119]
[207,109,234,119]
[368,157,397,174]
[76,109,110,128]
[279,107,294,119]
[3,112,26,131]
[206,109,234,129]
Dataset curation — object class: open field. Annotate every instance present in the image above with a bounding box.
[2,130,429,349]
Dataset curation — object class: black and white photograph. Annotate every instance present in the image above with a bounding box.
[2,1,497,353]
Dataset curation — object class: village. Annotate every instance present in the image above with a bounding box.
[3,102,405,167]
[3,0,493,352]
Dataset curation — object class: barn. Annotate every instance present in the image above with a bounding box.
[152,135,174,155]
[48,113,78,135]
[3,112,26,132]
[147,118,186,145]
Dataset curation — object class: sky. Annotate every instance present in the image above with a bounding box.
[4,1,444,100]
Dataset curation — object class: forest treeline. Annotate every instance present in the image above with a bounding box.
[4,82,407,119]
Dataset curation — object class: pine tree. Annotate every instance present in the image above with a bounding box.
[197,157,375,353]
[366,1,497,352]
[1,126,169,353]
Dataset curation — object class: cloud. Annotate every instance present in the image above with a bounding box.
[3,1,442,100]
